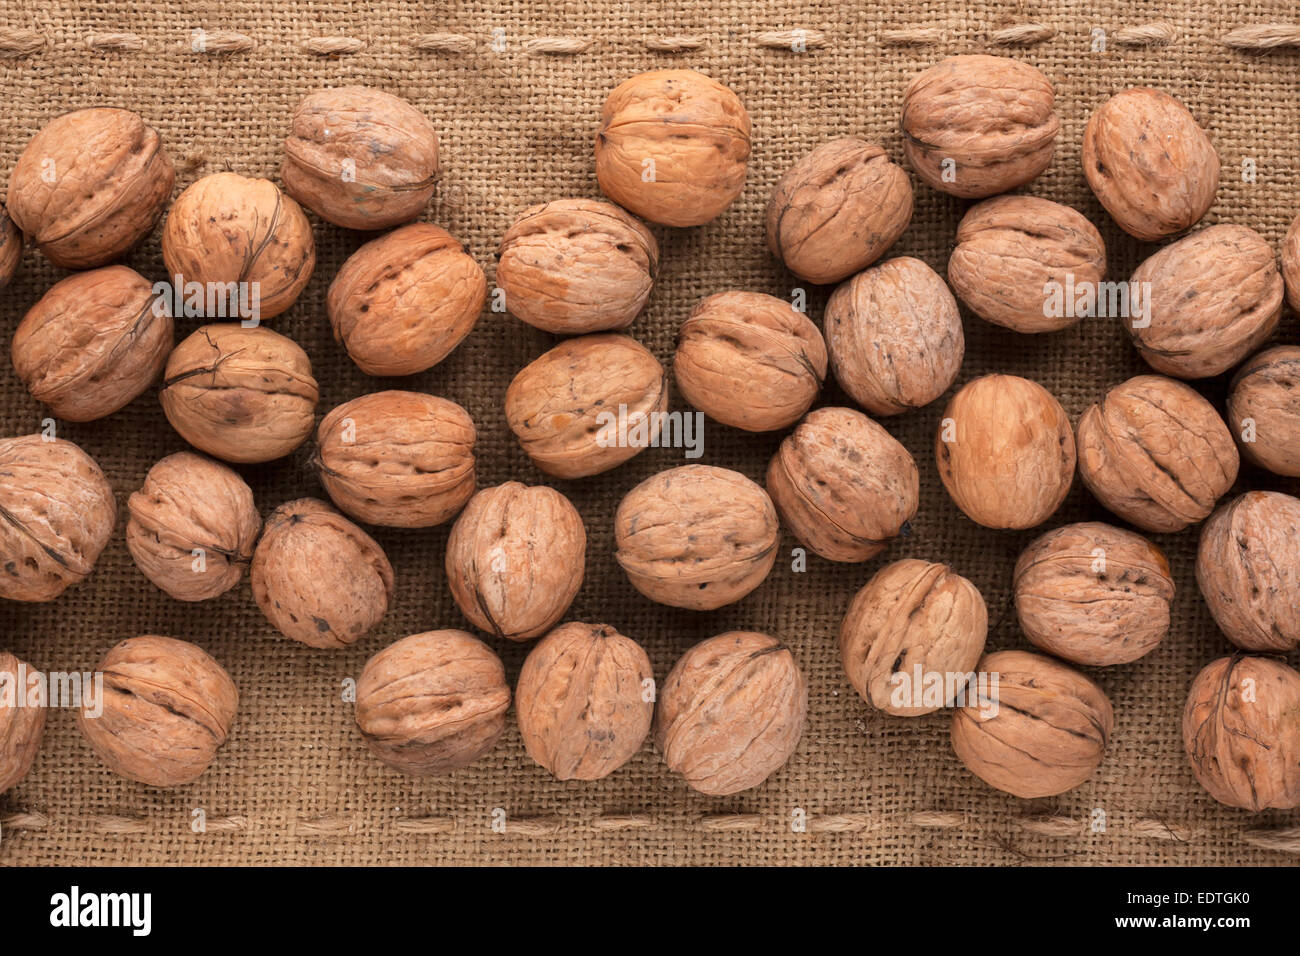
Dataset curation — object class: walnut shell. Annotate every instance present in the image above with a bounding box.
[0,653,46,794]
[765,138,913,285]
[496,198,659,334]
[951,649,1113,799]
[1014,522,1174,666]
[948,196,1107,334]
[283,86,440,231]
[595,69,751,227]
[505,333,666,479]
[445,482,586,642]
[162,172,315,320]
[1196,492,1300,653]
[1228,346,1300,477]
[317,390,476,527]
[12,265,173,422]
[6,107,174,269]
[78,635,238,787]
[839,560,988,717]
[901,55,1059,199]
[1076,375,1238,533]
[0,435,116,603]
[160,324,319,464]
[1183,655,1300,811]
[355,629,509,775]
[615,465,778,610]
[766,406,918,562]
[1127,225,1282,379]
[0,205,22,288]
[824,256,964,416]
[674,291,828,432]
[1284,212,1300,313]
[1083,88,1219,241]
[655,631,806,795]
[126,452,260,602]
[935,374,1075,530]
[516,622,653,780]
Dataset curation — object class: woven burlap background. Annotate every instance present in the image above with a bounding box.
[1,1,1298,866]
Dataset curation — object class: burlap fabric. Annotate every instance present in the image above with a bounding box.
[1,1,1298,866]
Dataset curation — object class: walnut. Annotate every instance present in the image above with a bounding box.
[901,55,1059,199]
[12,265,173,422]
[839,559,987,716]
[317,390,476,527]
[615,465,778,610]
[655,631,806,795]
[1014,522,1174,666]
[1183,655,1300,811]
[445,482,586,641]
[516,622,653,780]
[951,649,1113,799]
[1196,492,1300,653]
[283,86,440,231]
[1083,88,1219,241]
[595,69,751,227]
[0,205,22,288]
[1076,375,1238,533]
[1228,346,1300,477]
[765,138,913,285]
[126,452,260,602]
[824,256,963,416]
[0,435,116,603]
[160,324,319,464]
[6,107,174,269]
[0,653,45,794]
[766,406,918,562]
[162,172,315,321]
[77,635,238,787]
[327,223,485,376]
[506,333,666,479]
[674,291,827,432]
[935,374,1075,530]
[355,629,510,775]
[1284,211,1300,313]
[1127,225,1282,379]
[948,196,1107,334]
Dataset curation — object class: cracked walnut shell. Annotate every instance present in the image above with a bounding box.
[1228,346,1300,477]
[0,205,21,288]
[0,652,45,794]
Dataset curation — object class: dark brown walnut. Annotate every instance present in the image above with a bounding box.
[1128,225,1282,379]
[6,107,174,269]
[656,631,806,795]
[445,482,586,642]
[516,622,653,781]
[1076,375,1238,533]
[1014,522,1174,666]
[162,172,315,320]
[0,435,116,603]
[901,55,1059,199]
[251,499,394,649]
[824,256,964,416]
[1227,346,1300,477]
[0,205,21,288]
[160,324,319,464]
[765,138,913,285]
[674,291,828,432]
[766,406,918,562]
[505,333,666,479]
[327,223,485,376]
[317,390,476,527]
[935,374,1075,530]
[615,465,778,610]
[355,629,509,775]
[1083,88,1219,241]
[595,69,751,227]
[283,86,440,231]
[126,452,260,602]
[839,560,987,717]
[496,198,659,334]
[0,652,45,794]
[951,649,1113,799]
[12,265,173,422]
[1183,655,1300,811]
[1284,212,1300,313]
[1196,492,1300,653]
[948,196,1107,334]
[77,635,238,788]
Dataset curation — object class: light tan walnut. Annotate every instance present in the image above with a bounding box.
[0,205,22,288]
[1227,346,1300,477]
[0,652,46,794]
